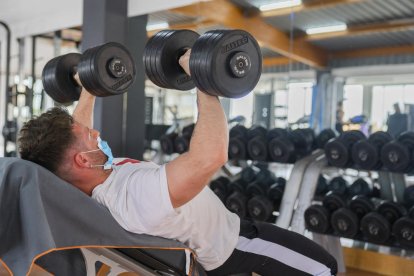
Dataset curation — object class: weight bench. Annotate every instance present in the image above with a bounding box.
[0,158,206,276]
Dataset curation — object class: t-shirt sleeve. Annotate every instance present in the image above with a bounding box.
[114,164,176,232]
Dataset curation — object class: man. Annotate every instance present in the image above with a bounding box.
[387,103,408,138]
[19,50,337,275]
[335,101,344,134]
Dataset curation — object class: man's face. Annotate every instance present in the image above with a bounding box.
[72,122,108,166]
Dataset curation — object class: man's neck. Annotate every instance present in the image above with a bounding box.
[74,169,113,196]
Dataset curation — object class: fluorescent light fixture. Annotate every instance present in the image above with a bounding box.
[259,0,302,11]
[146,22,169,31]
[306,23,347,35]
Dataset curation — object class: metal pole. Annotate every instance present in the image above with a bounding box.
[0,21,11,156]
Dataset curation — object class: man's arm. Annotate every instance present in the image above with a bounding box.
[72,74,96,128]
[166,51,229,208]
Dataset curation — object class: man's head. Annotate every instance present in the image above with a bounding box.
[393,103,401,114]
[18,107,108,189]
[18,107,76,174]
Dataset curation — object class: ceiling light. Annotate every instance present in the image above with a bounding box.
[306,23,347,35]
[146,22,169,31]
[259,0,302,11]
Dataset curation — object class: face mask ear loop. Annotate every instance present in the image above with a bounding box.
[82,149,101,154]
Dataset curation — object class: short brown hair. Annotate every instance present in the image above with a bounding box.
[18,107,76,173]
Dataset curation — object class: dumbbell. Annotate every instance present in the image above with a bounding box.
[330,195,374,238]
[267,128,293,163]
[348,178,372,198]
[245,169,278,221]
[392,206,414,248]
[381,132,414,173]
[361,200,407,244]
[304,192,347,234]
[240,166,259,183]
[291,128,315,157]
[246,126,268,161]
[267,177,286,210]
[314,175,329,198]
[315,129,336,149]
[228,125,248,160]
[210,176,231,203]
[42,42,136,103]
[352,131,392,170]
[174,124,195,154]
[404,186,414,208]
[268,128,314,163]
[143,29,262,98]
[325,130,366,168]
[160,132,178,154]
[226,179,249,219]
[327,176,349,197]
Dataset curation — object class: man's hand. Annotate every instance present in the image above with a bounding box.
[74,72,82,87]
[178,49,191,76]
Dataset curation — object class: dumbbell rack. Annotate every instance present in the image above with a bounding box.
[222,152,413,274]
[290,162,413,274]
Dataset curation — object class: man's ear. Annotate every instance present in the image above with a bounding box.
[74,152,91,168]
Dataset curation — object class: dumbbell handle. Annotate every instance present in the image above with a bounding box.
[73,72,83,88]
[178,49,192,77]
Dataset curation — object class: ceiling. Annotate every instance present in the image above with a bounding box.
[2,0,413,72]
[149,0,414,70]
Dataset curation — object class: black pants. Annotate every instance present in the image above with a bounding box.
[207,220,337,276]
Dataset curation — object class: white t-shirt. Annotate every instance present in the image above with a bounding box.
[92,158,240,271]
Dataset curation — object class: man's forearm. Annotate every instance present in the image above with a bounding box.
[188,90,228,163]
[73,88,96,129]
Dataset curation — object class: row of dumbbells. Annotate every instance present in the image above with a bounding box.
[160,124,195,155]
[325,130,414,173]
[305,184,414,248]
[228,126,336,163]
[209,167,286,222]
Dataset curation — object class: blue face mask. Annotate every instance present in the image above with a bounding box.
[82,136,114,170]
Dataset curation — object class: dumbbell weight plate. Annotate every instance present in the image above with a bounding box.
[331,208,359,238]
[247,137,268,161]
[392,217,414,247]
[360,212,391,243]
[316,129,336,149]
[144,30,171,89]
[267,128,288,141]
[144,30,199,90]
[404,186,414,208]
[352,131,392,170]
[323,192,347,212]
[42,53,82,103]
[377,201,406,223]
[226,191,247,218]
[174,135,190,154]
[349,195,375,218]
[304,205,330,233]
[197,31,225,97]
[328,176,348,196]
[160,133,178,154]
[268,138,296,163]
[325,130,366,168]
[247,195,274,221]
[348,178,371,197]
[78,42,136,97]
[190,29,262,98]
[381,132,414,172]
[229,137,247,160]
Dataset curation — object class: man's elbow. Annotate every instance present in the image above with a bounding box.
[206,150,228,171]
